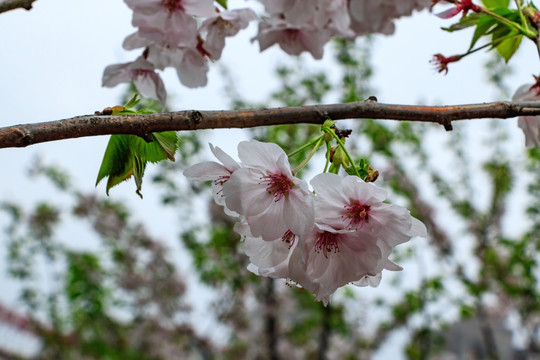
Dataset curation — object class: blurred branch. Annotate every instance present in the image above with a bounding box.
[384,163,453,255]
[2,100,540,148]
[264,278,280,360]
[476,303,500,360]
[0,0,38,13]
[317,305,331,360]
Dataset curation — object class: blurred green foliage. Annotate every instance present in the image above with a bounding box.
[1,39,540,360]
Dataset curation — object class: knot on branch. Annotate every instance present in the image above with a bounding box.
[189,111,203,127]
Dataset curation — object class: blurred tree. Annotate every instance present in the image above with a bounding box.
[1,38,540,360]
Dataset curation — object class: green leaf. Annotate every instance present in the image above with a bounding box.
[469,15,499,50]
[149,131,179,161]
[442,13,484,32]
[124,93,140,109]
[495,33,522,62]
[95,132,179,197]
[482,0,510,9]
[216,0,227,9]
[95,135,134,194]
[133,152,146,198]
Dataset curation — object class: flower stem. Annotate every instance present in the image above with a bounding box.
[288,135,323,158]
[480,5,537,39]
[323,128,360,177]
[323,142,331,173]
[292,136,324,174]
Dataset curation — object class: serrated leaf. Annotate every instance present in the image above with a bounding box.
[495,33,522,62]
[96,132,178,197]
[133,152,146,199]
[96,135,133,193]
[482,0,510,9]
[150,131,179,161]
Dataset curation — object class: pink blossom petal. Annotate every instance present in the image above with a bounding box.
[353,273,382,287]
[284,184,315,237]
[247,202,289,240]
[368,203,413,246]
[341,175,387,204]
[237,140,288,173]
[183,162,230,181]
[435,7,461,19]
[176,47,208,88]
[223,168,274,216]
[242,232,296,278]
[210,144,239,172]
[182,0,215,17]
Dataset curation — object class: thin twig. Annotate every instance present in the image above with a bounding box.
[0,0,38,14]
[2,100,540,149]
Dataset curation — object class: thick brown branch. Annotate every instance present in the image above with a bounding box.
[2,100,540,149]
[0,0,38,13]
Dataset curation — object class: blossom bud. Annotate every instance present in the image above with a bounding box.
[331,146,350,168]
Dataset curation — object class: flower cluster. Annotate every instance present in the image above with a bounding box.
[256,0,433,59]
[103,0,431,105]
[513,78,540,148]
[184,140,426,304]
[103,0,257,102]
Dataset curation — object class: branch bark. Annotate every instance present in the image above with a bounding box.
[0,0,38,13]
[2,100,540,149]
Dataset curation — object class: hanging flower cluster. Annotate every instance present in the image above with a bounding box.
[103,0,431,104]
[184,123,426,304]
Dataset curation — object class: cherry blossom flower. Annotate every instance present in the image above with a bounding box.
[512,81,540,148]
[294,224,385,304]
[222,140,315,241]
[183,143,240,213]
[128,10,199,48]
[256,18,332,59]
[124,0,215,18]
[199,9,258,60]
[311,173,426,248]
[349,0,431,36]
[174,46,210,88]
[102,56,166,106]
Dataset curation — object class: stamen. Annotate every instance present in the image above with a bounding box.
[259,174,294,202]
[315,231,340,258]
[161,0,185,13]
[281,230,296,248]
[343,202,370,229]
[213,175,230,198]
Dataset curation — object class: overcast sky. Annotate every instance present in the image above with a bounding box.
[0,0,539,357]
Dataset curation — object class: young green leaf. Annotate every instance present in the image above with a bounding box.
[95,135,135,195]
[95,132,179,197]
[495,33,522,62]
[216,0,227,9]
[482,0,510,9]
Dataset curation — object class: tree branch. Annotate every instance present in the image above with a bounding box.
[2,100,540,149]
[0,0,38,14]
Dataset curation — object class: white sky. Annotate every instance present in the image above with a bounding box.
[0,0,539,357]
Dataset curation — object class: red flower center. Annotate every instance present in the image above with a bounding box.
[260,174,293,202]
[343,201,370,229]
[281,230,297,248]
[315,231,340,258]
[161,0,185,13]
